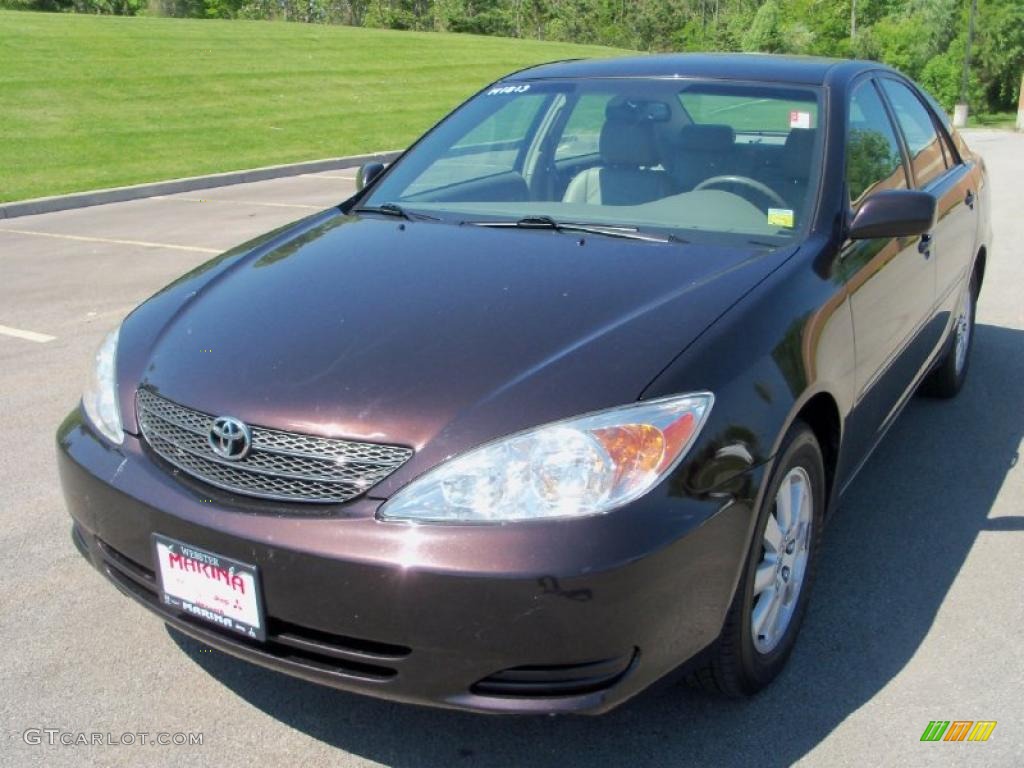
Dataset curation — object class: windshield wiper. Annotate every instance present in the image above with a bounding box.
[355,202,440,221]
[466,216,685,244]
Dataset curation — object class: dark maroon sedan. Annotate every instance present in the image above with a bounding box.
[58,54,990,714]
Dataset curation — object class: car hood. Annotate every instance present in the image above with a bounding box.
[119,211,796,496]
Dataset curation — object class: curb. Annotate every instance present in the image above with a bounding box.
[0,150,401,220]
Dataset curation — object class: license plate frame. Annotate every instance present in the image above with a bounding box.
[152,534,266,642]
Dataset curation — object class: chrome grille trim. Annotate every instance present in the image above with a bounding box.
[136,388,412,503]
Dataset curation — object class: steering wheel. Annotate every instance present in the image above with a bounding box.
[693,175,788,210]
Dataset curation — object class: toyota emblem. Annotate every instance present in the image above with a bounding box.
[209,416,252,460]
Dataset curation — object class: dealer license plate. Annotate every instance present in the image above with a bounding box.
[153,534,265,642]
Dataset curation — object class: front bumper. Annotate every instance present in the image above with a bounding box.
[58,410,757,714]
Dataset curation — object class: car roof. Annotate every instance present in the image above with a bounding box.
[504,53,886,87]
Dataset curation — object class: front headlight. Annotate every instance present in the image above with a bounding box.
[379,393,713,523]
[82,327,124,445]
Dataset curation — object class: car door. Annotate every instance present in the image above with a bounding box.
[877,76,978,328]
[838,77,937,462]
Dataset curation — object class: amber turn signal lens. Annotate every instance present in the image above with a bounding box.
[592,424,665,476]
[592,412,696,485]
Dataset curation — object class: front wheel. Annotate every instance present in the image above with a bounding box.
[688,422,825,696]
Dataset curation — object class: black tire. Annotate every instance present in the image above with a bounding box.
[688,421,825,696]
[920,271,978,399]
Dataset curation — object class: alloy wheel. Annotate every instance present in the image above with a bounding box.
[954,287,973,376]
[751,466,814,654]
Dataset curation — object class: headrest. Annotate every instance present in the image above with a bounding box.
[782,128,816,178]
[605,100,671,123]
[599,116,660,167]
[678,124,735,153]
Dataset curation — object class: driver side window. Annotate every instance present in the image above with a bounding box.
[846,81,907,206]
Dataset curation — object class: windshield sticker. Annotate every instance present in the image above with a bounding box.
[789,110,811,129]
[486,84,531,96]
[768,208,795,228]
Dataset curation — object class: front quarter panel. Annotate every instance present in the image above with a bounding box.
[643,235,855,506]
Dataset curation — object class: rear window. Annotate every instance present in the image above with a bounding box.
[679,91,820,134]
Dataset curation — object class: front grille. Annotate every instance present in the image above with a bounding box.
[136,388,412,503]
[96,536,408,682]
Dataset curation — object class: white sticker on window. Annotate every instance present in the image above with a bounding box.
[486,84,531,96]
[789,110,811,129]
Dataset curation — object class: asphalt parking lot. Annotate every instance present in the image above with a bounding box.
[1,130,1022,768]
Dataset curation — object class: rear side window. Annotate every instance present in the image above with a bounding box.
[879,79,947,188]
[846,81,907,206]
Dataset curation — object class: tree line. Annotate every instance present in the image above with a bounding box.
[5,0,1022,113]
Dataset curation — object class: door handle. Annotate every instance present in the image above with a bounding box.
[918,233,932,257]
[964,190,975,209]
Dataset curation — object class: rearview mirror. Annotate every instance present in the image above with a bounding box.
[848,189,937,240]
[356,162,386,192]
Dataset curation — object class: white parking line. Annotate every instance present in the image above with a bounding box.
[0,228,220,254]
[167,197,323,210]
[0,324,56,343]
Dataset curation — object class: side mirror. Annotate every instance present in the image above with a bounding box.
[356,162,386,192]
[848,189,937,240]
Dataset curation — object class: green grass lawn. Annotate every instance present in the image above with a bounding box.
[0,11,622,202]
[965,111,1017,129]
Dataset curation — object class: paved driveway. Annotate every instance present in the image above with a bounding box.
[1,133,1022,767]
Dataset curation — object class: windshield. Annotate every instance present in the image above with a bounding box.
[363,78,824,244]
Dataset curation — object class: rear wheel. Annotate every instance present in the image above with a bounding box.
[688,422,824,696]
[921,272,978,398]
